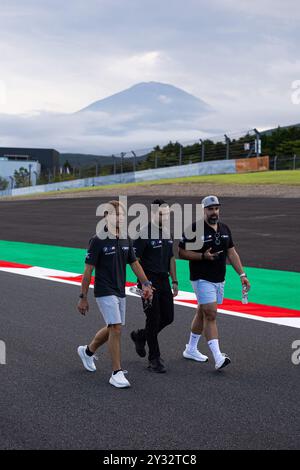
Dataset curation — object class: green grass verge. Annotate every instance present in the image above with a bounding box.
[0,240,300,310]
[40,170,300,193]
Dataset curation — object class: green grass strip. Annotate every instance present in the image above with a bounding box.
[3,169,300,200]
[0,239,299,310]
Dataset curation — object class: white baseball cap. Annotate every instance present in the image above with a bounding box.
[201,195,220,208]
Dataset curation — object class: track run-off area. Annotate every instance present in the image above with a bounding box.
[0,195,299,449]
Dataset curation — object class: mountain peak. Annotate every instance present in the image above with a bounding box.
[77,82,210,116]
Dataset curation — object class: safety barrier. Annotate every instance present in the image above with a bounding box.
[0,156,269,198]
[0,158,236,197]
[235,156,269,173]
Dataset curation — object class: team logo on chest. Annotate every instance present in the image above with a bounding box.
[151,240,162,248]
[103,246,116,255]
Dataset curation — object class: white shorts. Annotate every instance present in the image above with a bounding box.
[191,279,225,305]
[96,295,126,326]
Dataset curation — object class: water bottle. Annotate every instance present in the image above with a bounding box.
[242,285,248,304]
[128,286,152,309]
[128,286,144,296]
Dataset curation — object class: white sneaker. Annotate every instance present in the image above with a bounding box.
[183,345,208,362]
[109,370,131,388]
[77,345,97,372]
[215,353,231,370]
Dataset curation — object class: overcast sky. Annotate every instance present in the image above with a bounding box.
[0,0,299,153]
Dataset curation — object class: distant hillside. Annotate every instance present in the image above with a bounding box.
[60,152,149,168]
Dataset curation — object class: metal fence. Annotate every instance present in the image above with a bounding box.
[34,128,262,185]
[0,158,237,198]
[269,154,300,171]
[1,127,299,191]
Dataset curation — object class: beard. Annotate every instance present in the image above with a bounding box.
[208,215,219,224]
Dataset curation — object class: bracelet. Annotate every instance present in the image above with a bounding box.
[142,280,152,287]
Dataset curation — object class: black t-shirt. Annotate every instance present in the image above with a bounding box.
[133,223,174,275]
[85,231,137,298]
[178,221,234,283]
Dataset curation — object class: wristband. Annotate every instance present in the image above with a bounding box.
[142,280,152,287]
[239,273,247,278]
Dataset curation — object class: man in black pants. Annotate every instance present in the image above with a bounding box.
[130,199,178,373]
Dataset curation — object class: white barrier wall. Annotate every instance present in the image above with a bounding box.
[0,159,236,197]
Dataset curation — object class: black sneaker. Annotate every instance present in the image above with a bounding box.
[130,330,146,358]
[147,357,166,373]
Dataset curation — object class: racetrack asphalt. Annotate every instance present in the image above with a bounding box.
[0,196,299,271]
[0,271,299,450]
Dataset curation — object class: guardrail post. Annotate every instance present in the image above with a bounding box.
[200,139,205,162]
[253,128,261,157]
[120,152,125,174]
[179,144,182,166]
[224,134,230,160]
[131,151,136,172]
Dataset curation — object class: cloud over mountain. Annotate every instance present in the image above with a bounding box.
[0,82,214,153]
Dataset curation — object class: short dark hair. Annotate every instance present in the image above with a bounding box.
[151,199,168,212]
[152,198,167,206]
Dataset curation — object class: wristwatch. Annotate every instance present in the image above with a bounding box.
[172,280,178,284]
[79,293,87,299]
[142,280,152,287]
[240,273,247,278]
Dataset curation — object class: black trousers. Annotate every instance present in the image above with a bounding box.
[138,272,174,361]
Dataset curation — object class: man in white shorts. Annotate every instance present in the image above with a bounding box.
[178,195,250,370]
[77,200,153,388]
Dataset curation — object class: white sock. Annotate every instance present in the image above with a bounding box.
[207,339,222,363]
[188,332,201,351]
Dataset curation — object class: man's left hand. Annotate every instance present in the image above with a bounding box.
[142,285,154,300]
[172,282,179,297]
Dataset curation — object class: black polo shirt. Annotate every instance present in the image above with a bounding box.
[133,223,174,275]
[85,231,137,298]
[178,221,234,283]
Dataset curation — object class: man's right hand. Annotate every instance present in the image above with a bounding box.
[77,298,89,316]
[202,247,223,261]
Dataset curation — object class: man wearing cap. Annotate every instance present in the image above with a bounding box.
[178,195,250,370]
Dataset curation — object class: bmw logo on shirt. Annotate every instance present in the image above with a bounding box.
[151,240,163,248]
[103,246,116,255]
